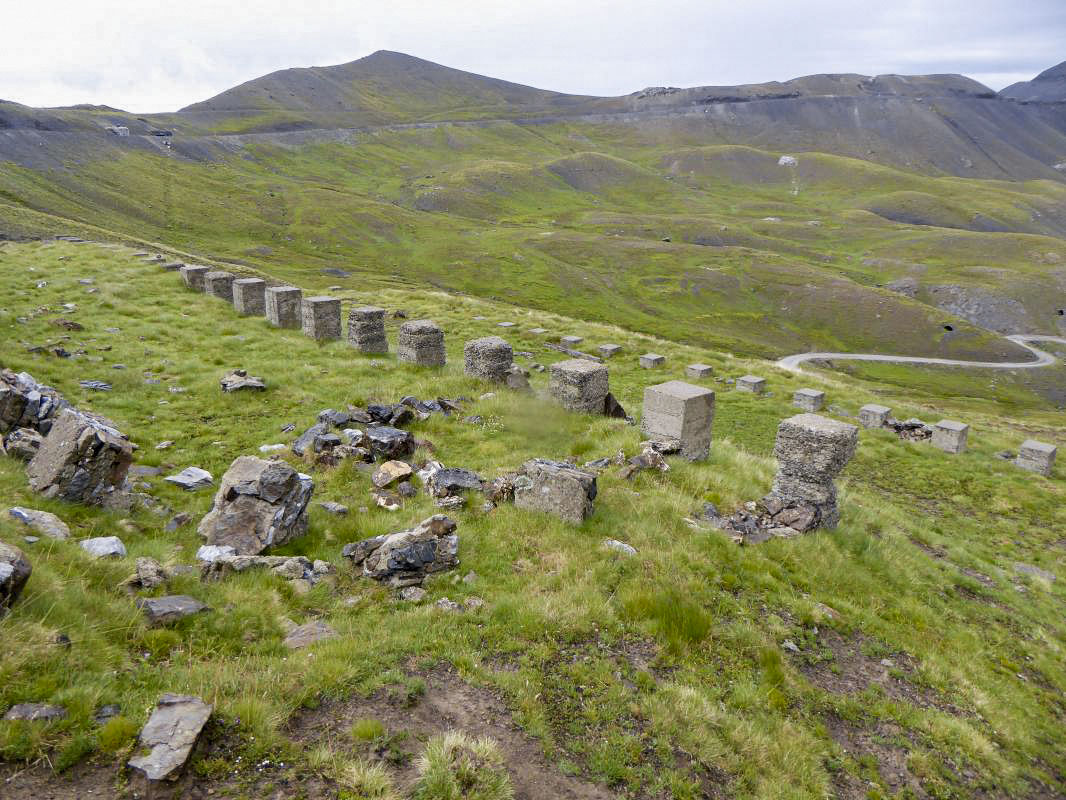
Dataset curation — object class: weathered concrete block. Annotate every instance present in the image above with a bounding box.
[560,335,584,346]
[514,459,597,524]
[598,344,622,358]
[793,388,825,412]
[737,375,766,394]
[198,456,313,555]
[931,420,968,454]
[549,359,609,413]
[641,380,715,460]
[1015,440,1056,476]
[161,261,183,272]
[639,353,665,369]
[347,305,388,354]
[773,413,858,482]
[397,320,446,366]
[232,278,266,316]
[203,271,235,302]
[685,363,713,379]
[859,404,891,429]
[26,408,133,505]
[464,336,513,381]
[179,265,210,292]
[265,286,302,328]
[301,296,342,341]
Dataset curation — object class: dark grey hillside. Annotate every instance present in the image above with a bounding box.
[1001,61,1066,104]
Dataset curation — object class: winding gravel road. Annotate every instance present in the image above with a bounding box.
[777,335,1066,373]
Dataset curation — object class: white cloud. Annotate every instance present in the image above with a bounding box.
[0,0,1062,111]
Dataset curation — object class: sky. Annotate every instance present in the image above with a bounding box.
[2,0,1064,113]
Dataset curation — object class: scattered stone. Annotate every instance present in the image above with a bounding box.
[426,466,484,497]
[372,489,402,511]
[366,426,416,459]
[81,536,127,558]
[399,586,426,602]
[604,538,637,555]
[302,296,342,340]
[27,409,133,505]
[203,271,236,302]
[514,459,597,524]
[641,380,715,460]
[318,501,349,515]
[220,369,266,393]
[265,286,302,328]
[4,703,67,722]
[283,620,338,649]
[259,443,286,453]
[1015,440,1056,476]
[79,380,112,392]
[162,261,184,272]
[639,353,665,369]
[793,388,825,412]
[292,422,329,457]
[619,445,670,479]
[560,335,584,346]
[0,542,32,614]
[94,704,122,724]
[931,420,969,454]
[136,595,208,626]
[497,321,516,328]
[347,305,389,353]
[372,460,414,488]
[782,639,801,653]
[342,514,459,587]
[164,467,214,491]
[886,417,934,441]
[528,328,547,335]
[122,557,168,591]
[165,513,190,532]
[736,375,766,394]
[1014,562,1056,582]
[685,363,713,379]
[3,428,44,460]
[232,278,266,316]
[179,265,210,292]
[397,319,446,366]
[549,358,609,414]
[127,694,212,785]
[464,336,514,381]
[11,508,74,541]
[198,456,313,555]
[436,597,462,613]
[858,404,891,429]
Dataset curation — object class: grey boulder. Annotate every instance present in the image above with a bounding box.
[127,694,212,784]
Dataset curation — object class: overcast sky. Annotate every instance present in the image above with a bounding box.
[2,0,1063,112]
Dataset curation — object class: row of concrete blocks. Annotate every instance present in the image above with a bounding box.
[857,403,1057,474]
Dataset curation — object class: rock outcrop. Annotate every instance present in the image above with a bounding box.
[0,368,69,436]
[0,541,32,614]
[26,408,133,505]
[342,515,458,587]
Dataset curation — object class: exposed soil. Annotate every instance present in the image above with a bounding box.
[288,664,619,800]
[824,714,927,798]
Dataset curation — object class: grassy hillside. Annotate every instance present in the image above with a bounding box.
[0,240,1063,799]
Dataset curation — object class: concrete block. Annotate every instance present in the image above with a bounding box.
[232,278,266,316]
[560,335,584,346]
[549,359,608,413]
[931,420,968,454]
[639,353,665,369]
[641,380,715,460]
[347,305,388,353]
[598,344,622,358]
[1015,440,1056,476]
[203,271,235,302]
[179,265,210,292]
[464,336,513,381]
[737,375,766,394]
[685,363,713,379]
[265,286,302,328]
[793,388,825,412]
[859,404,891,429]
[397,320,445,366]
[301,296,342,341]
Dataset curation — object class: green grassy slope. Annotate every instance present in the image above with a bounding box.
[0,240,1063,798]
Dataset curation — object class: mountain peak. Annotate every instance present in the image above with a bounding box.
[999,60,1066,103]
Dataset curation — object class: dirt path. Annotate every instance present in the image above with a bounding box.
[777,335,1066,373]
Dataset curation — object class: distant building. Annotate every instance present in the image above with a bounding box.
[105,126,129,137]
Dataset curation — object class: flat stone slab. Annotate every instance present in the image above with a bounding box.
[81,536,126,558]
[283,620,338,649]
[736,375,766,394]
[4,703,68,722]
[598,344,622,358]
[639,353,665,368]
[8,507,70,539]
[128,694,212,783]
[136,595,209,626]
[164,467,214,491]
[685,363,713,379]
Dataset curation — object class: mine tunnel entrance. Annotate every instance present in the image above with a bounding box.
[943,324,954,331]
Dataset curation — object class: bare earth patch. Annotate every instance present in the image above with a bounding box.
[824,714,927,798]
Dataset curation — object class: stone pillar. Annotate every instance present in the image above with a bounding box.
[397,320,446,366]
[549,359,609,413]
[1015,440,1056,476]
[347,305,388,354]
[639,353,665,369]
[301,297,342,341]
[266,286,302,329]
[641,380,715,460]
[463,336,513,381]
[859,404,891,429]
[793,388,825,412]
[686,364,713,379]
[765,413,858,530]
[180,265,210,291]
[737,375,766,394]
[203,271,236,302]
[931,420,968,454]
[232,278,266,316]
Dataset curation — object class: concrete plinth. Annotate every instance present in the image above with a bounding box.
[641,380,715,460]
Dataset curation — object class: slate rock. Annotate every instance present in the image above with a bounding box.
[514,459,597,524]
[27,408,133,505]
[81,536,126,558]
[4,703,67,722]
[164,467,214,491]
[165,512,191,532]
[372,460,413,488]
[8,507,70,540]
[3,427,44,460]
[604,539,637,555]
[342,514,459,587]
[122,557,169,591]
[0,542,32,614]
[127,694,212,784]
[292,422,328,457]
[136,595,209,626]
[195,544,237,563]
[0,368,69,435]
[366,426,415,459]
[318,501,349,515]
[283,620,338,649]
